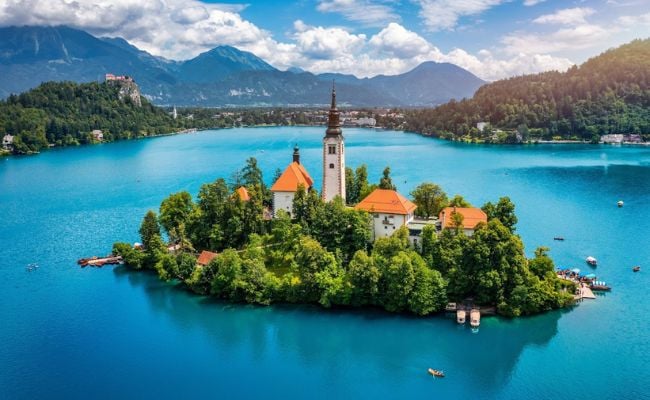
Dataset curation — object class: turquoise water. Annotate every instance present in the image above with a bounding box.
[1,127,649,399]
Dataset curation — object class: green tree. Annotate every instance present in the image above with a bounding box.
[347,250,380,306]
[139,210,161,249]
[378,166,396,190]
[159,191,195,243]
[411,182,448,219]
[448,194,471,207]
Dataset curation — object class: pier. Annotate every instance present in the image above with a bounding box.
[77,255,123,267]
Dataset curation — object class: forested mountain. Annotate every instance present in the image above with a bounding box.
[405,39,650,142]
[0,81,183,153]
[0,26,485,107]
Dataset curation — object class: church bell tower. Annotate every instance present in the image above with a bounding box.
[322,84,346,202]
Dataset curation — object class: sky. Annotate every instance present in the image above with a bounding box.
[0,0,648,80]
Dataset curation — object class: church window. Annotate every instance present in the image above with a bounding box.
[329,163,335,169]
[328,145,336,154]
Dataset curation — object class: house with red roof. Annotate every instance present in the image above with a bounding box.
[270,146,313,217]
[355,188,417,241]
[197,250,218,267]
[439,207,487,236]
[235,186,250,202]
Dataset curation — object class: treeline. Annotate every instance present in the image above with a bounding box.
[0,81,189,153]
[405,39,650,143]
[113,160,574,317]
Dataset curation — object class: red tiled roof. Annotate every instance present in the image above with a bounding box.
[235,186,250,201]
[439,207,487,229]
[197,250,218,266]
[270,162,313,192]
[355,189,417,215]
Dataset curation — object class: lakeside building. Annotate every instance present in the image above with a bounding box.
[439,207,487,236]
[322,86,346,202]
[355,189,416,241]
[91,130,104,141]
[2,134,14,150]
[270,146,313,217]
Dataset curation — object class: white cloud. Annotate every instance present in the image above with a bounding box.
[533,7,595,25]
[503,24,610,54]
[0,0,261,60]
[523,0,546,6]
[369,23,432,58]
[317,0,399,26]
[616,12,650,27]
[415,0,506,31]
[0,1,579,82]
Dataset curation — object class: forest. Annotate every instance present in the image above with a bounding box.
[113,160,575,317]
[405,39,650,143]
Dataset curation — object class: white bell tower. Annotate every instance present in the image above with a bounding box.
[322,84,346,202]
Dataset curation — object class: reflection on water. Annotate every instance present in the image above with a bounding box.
[114,266,562,397]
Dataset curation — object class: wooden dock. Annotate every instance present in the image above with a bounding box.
[575,285,596,300]
[77,255,123,268]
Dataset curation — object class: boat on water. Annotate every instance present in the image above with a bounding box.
[633,266,641,272]
[553,237,565,241]
[470,309,481,328]
[456,309,466,324]
[428,368,445,378]
[586,256,597,266]
[590,281,611,291]
[617,200,624,207]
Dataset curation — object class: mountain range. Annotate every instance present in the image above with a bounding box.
[0,26,485,107]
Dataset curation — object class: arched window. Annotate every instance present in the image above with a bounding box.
[329,163,335,169]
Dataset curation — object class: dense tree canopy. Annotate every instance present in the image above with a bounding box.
[113,163,574,317]
[405,39,650,143]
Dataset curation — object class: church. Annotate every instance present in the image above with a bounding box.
[271,86,346,215]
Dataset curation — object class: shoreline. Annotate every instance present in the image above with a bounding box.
[4,123,649,158]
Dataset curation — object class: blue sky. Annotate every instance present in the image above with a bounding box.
[0,0,648,80]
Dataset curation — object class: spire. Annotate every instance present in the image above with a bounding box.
[325,81,342,136]
[293,144,300,164]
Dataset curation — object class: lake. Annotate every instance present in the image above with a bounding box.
[1,127,649,399]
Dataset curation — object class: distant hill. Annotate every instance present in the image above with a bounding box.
[405,39,650,142]
[0,80,180,154]
[0,26,485,106]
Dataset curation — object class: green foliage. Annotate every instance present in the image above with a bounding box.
[345,164,371,205]
[411,182,448,219]
[0,81,187,154]
[448,195,471,207]
[405,40,650,142]
[483,197,517,231]
[119,169,570,318]
[139,210,161,250]
[378,166,396,190]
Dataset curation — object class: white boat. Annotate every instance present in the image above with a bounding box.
[617,200,624,207]
[586,256,597,266]
[456,309,466,324]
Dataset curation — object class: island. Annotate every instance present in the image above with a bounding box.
[112,89,575,318]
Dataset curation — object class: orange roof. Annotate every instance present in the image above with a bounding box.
[235,186,250,201]
[355,189,417,215]
[197,250,218,266]
[439,207,487,229]
[270,162,313,192]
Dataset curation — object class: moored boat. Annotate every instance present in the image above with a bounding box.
[590,281,611,291]
[428,368,445,378]
[457,309,466,324]
[617,200,624,207]
[586,256,597,266]
[470,309,481,328]
[553,237,565,241]
[633,266,640,272]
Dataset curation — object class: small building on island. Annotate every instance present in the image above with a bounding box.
[355,188,416,241]
[235,186,250,202]
[439,206,487,236]
[197,250,218,267]
[2,134,14,150]
[91,129,104,141]
[271,146,314,217]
